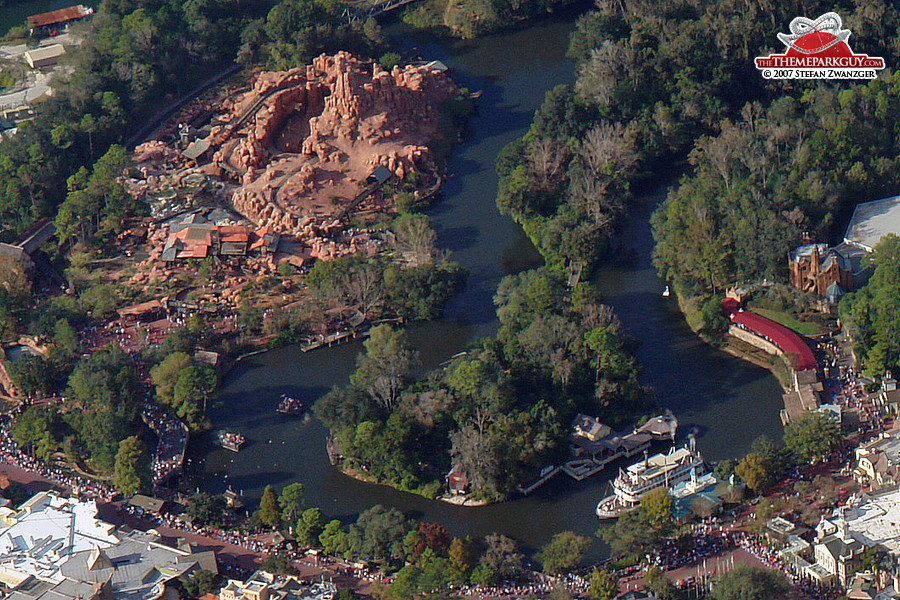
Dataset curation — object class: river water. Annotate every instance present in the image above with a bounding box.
[185,10,785,559]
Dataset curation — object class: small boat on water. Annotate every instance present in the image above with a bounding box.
[662,285,671,297]
[216,430,245,452]
[469,90,483,99]
[276,394,305,416]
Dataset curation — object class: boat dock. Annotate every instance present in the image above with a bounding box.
[517,412,678,495]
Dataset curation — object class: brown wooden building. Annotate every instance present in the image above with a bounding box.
[788,243,853,300]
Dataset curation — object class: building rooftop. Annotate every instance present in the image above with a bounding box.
[843,489,900,556]
[27,5,93,28]
[728,308,818,372]
[0,492,118,584]
[845,194,900,252]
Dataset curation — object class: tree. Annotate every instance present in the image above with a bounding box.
[645,565,676,599]
[537,531,591,575]
[601,506,662,559]
[53,318,79,357]
[295,508,327,547]
[711,566,790,600]
[257,485,281,529]
[588,569,617,600]
[640,487,673,526]
[183,569,218,598]
[350,325,415,411]
[150,351,192,405]
[479,533,523,579]
[735,452,775,493]
[349,505,412,564]
[172,365,215,430]
[113,436,149,496]
[320,520,350,556]
[445,536,475,580]
[186,492,227,527]
[279,483,306,527]
[784,412,841,464]
[392,213,437,267]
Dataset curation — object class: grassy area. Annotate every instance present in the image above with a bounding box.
[752,307,824,337]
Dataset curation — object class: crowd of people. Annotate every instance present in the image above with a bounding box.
[141,397,189,484]
[819,333,886,431]
[0,413,117,501]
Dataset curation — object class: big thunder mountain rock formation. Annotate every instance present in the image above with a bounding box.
[209,52,459,251]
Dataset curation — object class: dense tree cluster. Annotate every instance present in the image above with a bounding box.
[0,0,273,241]
[150,351,217,431]
[240,0,386,69]
[404,0,577,39]
[841,234,900,377]
[250,485,558,596]
[11,344,145,480]
[644,1,900,298]
[304,216,466,324]
[495,0,900,322]
[316,268,648,500]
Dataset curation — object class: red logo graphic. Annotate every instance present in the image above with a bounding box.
[755,12,885,79]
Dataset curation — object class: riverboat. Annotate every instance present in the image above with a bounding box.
[216,430,245,452]
[276,394,305,416]
[596,442,706,519]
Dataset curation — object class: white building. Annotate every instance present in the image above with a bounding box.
[0,491,214,600]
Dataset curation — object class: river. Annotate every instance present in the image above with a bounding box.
[185,8,785,559]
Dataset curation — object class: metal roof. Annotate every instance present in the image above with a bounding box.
[844,194,900,252]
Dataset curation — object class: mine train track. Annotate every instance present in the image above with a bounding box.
[341,0,419,23]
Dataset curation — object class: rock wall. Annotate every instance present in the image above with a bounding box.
[211,51,458,258]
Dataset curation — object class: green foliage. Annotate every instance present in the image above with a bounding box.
[479,533,523,580]
[350,325,416,411]
[435,0,577,38]
[151,352,192,405]
[601,503,667,560]
[640,487,673,526]
[279,482,306,525]
[645,565,676,599]
[714,459,734,480]
[536,531,591,575]
[249,0,384,69]
[711,566,790,600]
[56,146,142,252]
[63,345,141,473]
[842,234,900,376]
[295,508,327,547]
[113,436,149,496]
[783,412,841,464]
[378,52,401,70]
[654,73,900,295]
[319,519,350,556]
[348,505,413,566]
[150,352,214,431]
[186,492,227,527]
[257,485,281,529]
[183,569,219,598]
[8,355,58,399]
[588,569,617,600]
[12,406,60,457]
